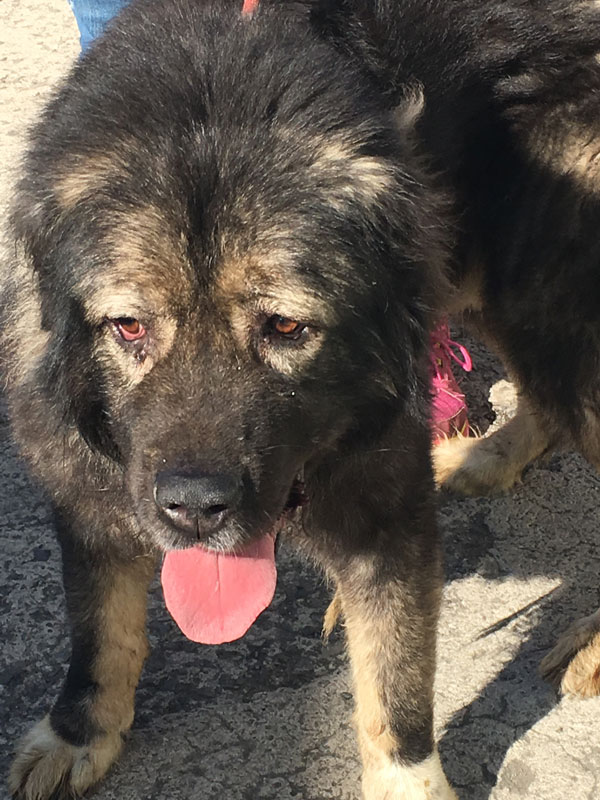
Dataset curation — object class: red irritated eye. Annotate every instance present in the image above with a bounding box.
[274,317,303,335]
[113,317,146,341]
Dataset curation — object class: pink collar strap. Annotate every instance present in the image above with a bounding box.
[242,0,259,16]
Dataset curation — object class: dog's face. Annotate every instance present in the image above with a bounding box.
[79,198,362,552]
[12,6,446,554]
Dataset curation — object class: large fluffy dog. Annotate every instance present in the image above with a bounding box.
[4,0,600,798]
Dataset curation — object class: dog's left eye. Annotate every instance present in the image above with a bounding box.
[264,315,307,342]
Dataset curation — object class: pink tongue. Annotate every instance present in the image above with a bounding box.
[161,535,277,644]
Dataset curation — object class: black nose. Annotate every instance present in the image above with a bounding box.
[154,469,242,539]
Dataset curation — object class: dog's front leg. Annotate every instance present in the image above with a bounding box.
[308,446,456,800]
[10,511,155,800]
[338,556,456,800]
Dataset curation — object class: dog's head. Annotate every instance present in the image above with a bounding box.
[10,0,447,554]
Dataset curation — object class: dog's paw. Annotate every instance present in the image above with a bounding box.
[9,716,122,799]
[432,434,522,496]
[540,610,600,698]
[362,752,458,800]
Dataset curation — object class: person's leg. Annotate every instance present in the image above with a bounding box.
[68,0,131,51]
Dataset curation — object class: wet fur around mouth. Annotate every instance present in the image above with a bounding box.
[4,1,600,799]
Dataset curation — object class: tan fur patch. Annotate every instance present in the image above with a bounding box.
[443,260,484,315]
[76,205,190,384]
[557,130,600,187]
[433,397,549,495]
[84,285,155,324]
[81,205,193,322]
[347,605,399,769]
[217,247,333,322]
[216,249,330,375]
[2,256,49,388]
[91,557,154,734]
[540,608,600,697]
[394,84,426,139]
[322,589,342,640]
[54,152,120,209]
[561,631,600,698]
[578,404,600,467]
[528,124,600,192]
[97,314,177,386]
[310,140,394,207]
[261,330,324,376]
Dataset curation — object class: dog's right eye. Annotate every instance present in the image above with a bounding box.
[111,317,147,342]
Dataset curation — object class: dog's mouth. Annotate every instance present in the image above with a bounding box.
[283,476,306,514]
[161,474,306,645]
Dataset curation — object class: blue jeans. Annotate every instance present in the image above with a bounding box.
[68,0,130,51]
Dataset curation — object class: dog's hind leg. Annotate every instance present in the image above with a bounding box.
[540,609,600,698]
[433,396,550,495]
[9,513,155,800]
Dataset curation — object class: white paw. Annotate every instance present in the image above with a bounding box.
[362,751,458,800]
[9,716,122,799]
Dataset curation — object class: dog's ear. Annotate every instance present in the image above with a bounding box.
[11,177,120,461]
[43,296,122,463]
